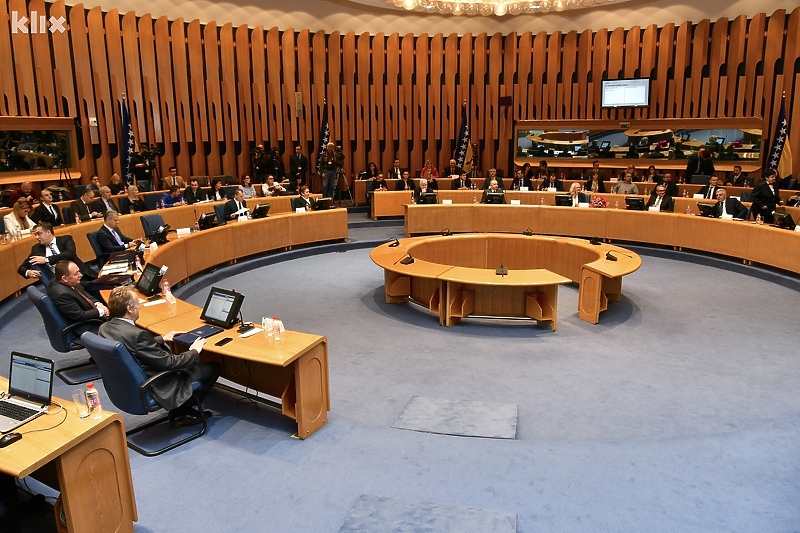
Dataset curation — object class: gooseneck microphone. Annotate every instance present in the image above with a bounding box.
[394,253,415,265]
[605,251,618,261]
[388,238,400,247]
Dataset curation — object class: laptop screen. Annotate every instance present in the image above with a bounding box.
[9,352,54,404]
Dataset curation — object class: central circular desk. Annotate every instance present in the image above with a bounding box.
[370,234,641,328]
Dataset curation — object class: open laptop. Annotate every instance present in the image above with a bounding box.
[0,352,55,434]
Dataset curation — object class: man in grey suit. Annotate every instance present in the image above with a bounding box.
[99,286,221,425]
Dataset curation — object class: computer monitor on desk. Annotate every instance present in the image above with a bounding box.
[312,197,333,211]
[484,192,505,204]
[150,224,171,245]
[136,263,166,296]
[419,192,437,205]
[200,287,245,329]
[696,203,719,218]
[197,212,216,230]
[624,197,645,211]
[251,204,271,219]
[774,211,796,230]
[554,194,572,207]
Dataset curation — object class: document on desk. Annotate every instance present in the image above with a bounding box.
[239,328,262,338]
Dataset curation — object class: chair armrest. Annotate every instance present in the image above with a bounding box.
[62,319,106,345]
[138,368,193,410]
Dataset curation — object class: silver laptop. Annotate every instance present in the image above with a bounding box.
[0,352,55,434]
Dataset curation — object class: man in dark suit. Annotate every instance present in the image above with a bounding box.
[183,179,209,204]
[452,174,472,190]
[288,145,309,190]
[726,165,750,187]
[413,179,434,203]
[99,286,220,424]
[644,185,675,212]
[697,176,722,199]
[395,170,415,192]
[30,188,62,226]
[96,211,138,258]
[441,159,464,179]
[387,158,404,180]
[481,180,505,203]
[750,170,782,223]
[223,189,248,220]
[683,147,715,183]
[47,260,108,335]
[480,168,503,190]
[292,186,313,211]
[18,222,95,282]
[714,188,748,219]
[91,186,119,214]
[660,173,680,197]
[539,174,564,191]
[69,188,102,223]
[511,169,533,190]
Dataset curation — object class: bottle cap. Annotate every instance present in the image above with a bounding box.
[87,382,95,389]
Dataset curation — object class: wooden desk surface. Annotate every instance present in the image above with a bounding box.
[439,266,570,287]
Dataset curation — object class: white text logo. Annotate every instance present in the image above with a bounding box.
[11,11,67,34]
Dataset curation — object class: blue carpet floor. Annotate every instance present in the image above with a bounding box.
[2,224,800,532]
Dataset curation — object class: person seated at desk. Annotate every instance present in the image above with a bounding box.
[48,260,108,335]
[625,164,639,182]
[511,169,532,191]
[70,189,103,222]
[567,183,590,206]
[539,174,564,191]
[86,175,101,192]
[726,165,750,187]
[17,222,95,282]
[481,180,504,203]
[261,175,287,197]
[372,173,388,192]
[162,166,186,189]
[698,176,722,199]
[395,170,415,192]
[120,185,148,213]
[209,178,226,202]
[788,190,800,207]
[97,211,140,254]
[413,179,434,202]
[643,165,660,183]
[4,199,34,238]
[590,160,607,181]
[31,188,62,226]
[750,170,782,223]
[387,158,405,180]
[715,188,748,218]
[480,168,503,190]
[584,169,606,193]
[292,185,313,211]
[99,286,221,426]
[159,186,185,208]
[92,186,119,214]
[452,174,472,190]
[644,185,675,212]
[441,159,464,179]
[419,159,439,182]
[7,181,39,206]
[612,172,639,195]
[183,179,208,205]
[238,175,256,199]
[532,160,552,181]
[109,173,127,195]
[521,162,535,182]
[223,189,248,220]
[660,173,679,197]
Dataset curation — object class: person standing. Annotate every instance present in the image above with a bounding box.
[288,145,309,191]
[319,142,339,198]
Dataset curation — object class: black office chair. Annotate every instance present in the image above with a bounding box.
[26,286,102,385]
[80,332,209,457]
[214,204,227,224]
[62,206,73,225]
[141,213,166,240]
[86,231,107,268]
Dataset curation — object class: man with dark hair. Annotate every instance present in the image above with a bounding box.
[395,170,415,192]
[162,166,186,189]
[715,188,748,219]
[223,189,248,220]
[69,188,103,222]
[660,173,679,197]
[18,223,95,281]
[288,144,309,191]
[388,158,404,180]
[726,165,749,187]
[100,286,220,426]
[644,185,675,212]
[159,185,184,208]
[183,179,209,204]
[47,260,108,335]
[31,188,62,226]
[534,160,552,180]
[91,186,119,214]
[441,159,464,179]
[750,170,782,223]
[684,147,715,183]
[698,176,722,199]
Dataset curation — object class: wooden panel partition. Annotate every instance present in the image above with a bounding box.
[1,2,799,189]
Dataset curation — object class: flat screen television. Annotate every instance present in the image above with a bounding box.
[484,192,505,204]
[601,78,650,108]
[774,211,796,230]
[199,287,245,329]
[135,263,166,296]
[624,197,645,211]
[554,194,573,207]
[197,212,216,230]
[419,192,438,205]
[696,203,719,218]
[312,197,333,210]
[251,204,271,219]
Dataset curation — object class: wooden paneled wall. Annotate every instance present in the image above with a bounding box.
[1,1,798,184]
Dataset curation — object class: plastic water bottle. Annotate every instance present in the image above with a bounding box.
[756,214,763,225]
[75,212,81,225]
[272,315,281,340]
[85,382,102,419]
[135,255,142,272]
[685,206,691,215]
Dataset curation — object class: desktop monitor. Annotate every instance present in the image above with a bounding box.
[200,287,245,329]
[312,197,333,210]
[696,203,719,218]
[150,224,171,245]
[251,204,271,219]
[624,197,645,211]
[197,212,216,230]
[554,194,573,207]
[599,140,611,150]
[135,263,166,296]
[484,192,505,204]
[691,174,711,186]
[774,211,796,230]
[419,192,438,205]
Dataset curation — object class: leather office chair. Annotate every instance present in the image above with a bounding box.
[61,206,73,225]
[140,213,166,239]
[214,204,227,224]
[143,192,162,210]
[80,332,209,456]
[86,231,107,268]
[26,286,102,385]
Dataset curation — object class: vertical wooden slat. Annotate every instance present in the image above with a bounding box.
[707,17,729,118]
[251,26,267,143]
[87,7,112,144]
[562,30,577,118]
[279,28,296,145]
[670,22,692,119]
[138,15,161,143]
[429,33,443,157]
[414,32,429,157]
[235,24,254,174]
[639,24,658,120]
[607,28,626,119]
[655,23,675,118]
[590,29,608,119]
[576,30,592,120]
[399,34,414,148]
[0,0,19,114]
[356,32,371,171]
[121,12,144,143]
[219,22,238,175]
[341,32,356,178]
[170,18,193,176]
[30,0,56,116]
[385,33,400,155]
[264,26,282,147]
[153,16,176,174]
[725,16,747,117]
[761,10,787,156]
[516,31,533,121]
[9,0,35,115]
[442,33,458,163]
[204,22,222,176]
[295,29,312,144]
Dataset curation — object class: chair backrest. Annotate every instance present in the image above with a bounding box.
[141,213,166,238]
[86,231,107,267]
[191,175,209,187]
[739,190,752,202]
[80,332,155,415]
[26,285,77,352]
[214,204,226,223]
[73,184,87,199]
[143,192,162,210]
[222,185,237,199]
[62,206,73,224]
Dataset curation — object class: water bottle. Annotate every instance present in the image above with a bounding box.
[194,221,200,232]
[685,206,691,215]
[756,214,763,225]
[161,277,170,295]
[85,382,102,419]
[272,315,281,340]
[614,201,619,209]
[75,212,81,225]
[135,255,143,272]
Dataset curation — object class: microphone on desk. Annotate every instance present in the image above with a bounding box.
[388,238,400,247]
[605,251,618,261]
[495,264,509,276]
[590,237,601,245]
[522,228,534,236]
[441,228,452,236]
[394,253,415,265]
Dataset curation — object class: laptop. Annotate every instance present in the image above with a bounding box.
[173,324,224,346]
[0,352,55,434]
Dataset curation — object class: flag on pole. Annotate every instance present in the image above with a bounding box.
[316,104,330,175]
[455,105,473,174]
[766,93,793,180]
[120,97,135,184]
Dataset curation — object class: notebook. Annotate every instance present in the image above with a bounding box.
[173,324,224,345]
[0,352,54,434]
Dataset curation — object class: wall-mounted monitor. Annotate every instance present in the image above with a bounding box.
[601,79,650,108]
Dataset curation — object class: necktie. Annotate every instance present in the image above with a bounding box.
[113,229,123,245]
[49,204,57,219]
[655,197,661,207]
[72,286,96,308]
[719,202,725,216]
[49,242,58,256]
[707,187,713,199]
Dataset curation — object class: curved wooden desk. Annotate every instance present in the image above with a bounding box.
[370,234,641,327]
[403,204,800,276]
